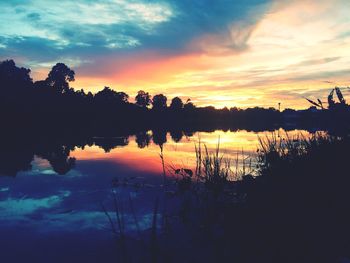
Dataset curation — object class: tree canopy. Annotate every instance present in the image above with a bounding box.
[46,63,75,93]
[135,90,151,108]
[152,94,167,110]
[170,97,184,110]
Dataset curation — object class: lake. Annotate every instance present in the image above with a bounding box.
[0,128,316,262]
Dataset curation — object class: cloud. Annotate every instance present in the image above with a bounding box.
[0,0,175,66]
[1,0,350,109]
[0,191,71,217]
[289,57,341,68]
[0,0,272,63]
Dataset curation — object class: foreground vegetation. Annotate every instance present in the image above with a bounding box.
[236,133,350,262]
[105,132,350,262]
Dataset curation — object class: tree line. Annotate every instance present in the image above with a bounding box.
[1,59,348,136]
[0,59,286,133]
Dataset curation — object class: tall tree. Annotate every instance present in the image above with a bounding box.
[135,90,151,108]
[0,59,32,93]
[95,87,129,106]
[0,60,33,109]
[152,94,167,110]
[170,97,184,110]
[116,91,129,104]
[46,63,75,93]
[184,101,196,111]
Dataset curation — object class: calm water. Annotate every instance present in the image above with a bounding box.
[0,128,314,262]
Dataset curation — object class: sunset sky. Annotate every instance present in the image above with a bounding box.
[1,0,350,109]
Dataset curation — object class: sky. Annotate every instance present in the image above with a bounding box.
[1,0,350,109]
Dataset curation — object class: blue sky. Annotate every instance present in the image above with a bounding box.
[0,0,269,61]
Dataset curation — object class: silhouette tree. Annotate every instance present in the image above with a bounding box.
[135,90,151,108]
[37,144,76,175]
[49,155,76,175]
[94,137,129,152]
[2,58,348,147]
[170,130,183,143]
[0,142,34,177]
[0,59,32,88]
[152,129,167,146]
[170,97,184,110]
[136,131,152,148]
[46,63,75,93]
[33,80,49,91]
[95,87,129,105]
[0,59,34,120]
[0,59,32,99]
[152,94,167,110]
[116,91,129,103]
[184,100,196,111]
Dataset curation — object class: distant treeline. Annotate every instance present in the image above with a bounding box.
[0,59,349,136]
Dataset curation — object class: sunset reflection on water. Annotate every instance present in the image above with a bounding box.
[0,128,320,262]
[70,129,314,176]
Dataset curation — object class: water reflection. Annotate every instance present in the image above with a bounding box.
[0,128,317,262]
[0,128,316,177]
[135,131,152,149]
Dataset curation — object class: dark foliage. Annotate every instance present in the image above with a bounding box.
[3,59,348,138]
[232,134,350,262]
[159,134,350,263]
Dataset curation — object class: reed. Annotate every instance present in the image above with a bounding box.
[256,131,333,173]
[194,139,253,186]
[102,131,350,262]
